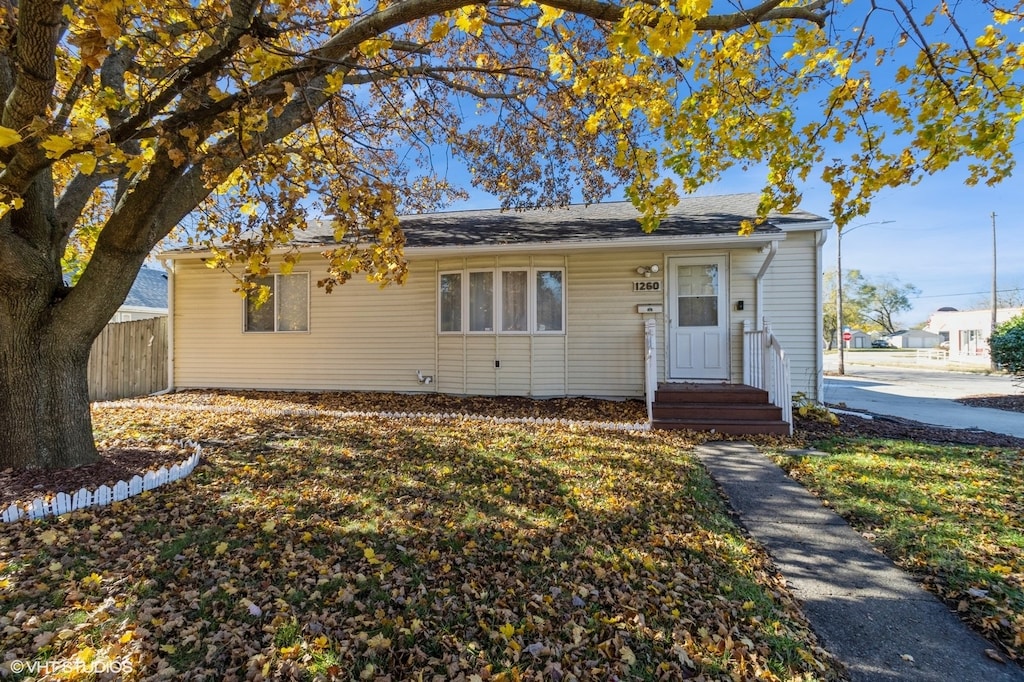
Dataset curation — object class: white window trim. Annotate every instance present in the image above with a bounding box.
[438,271,463,334]
[242,272,310,334]
[438,267,565,336]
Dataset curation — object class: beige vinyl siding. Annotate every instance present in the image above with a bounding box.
[531,336,568,396]
[170,232,822,400]
[173,258,436,391]
[762,231,820,399]
[436,337,466,394]
[494,336,531,396]
[566,249,665,397]
[465,337,498,395]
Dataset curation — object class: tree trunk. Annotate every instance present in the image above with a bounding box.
[0,296,99,470]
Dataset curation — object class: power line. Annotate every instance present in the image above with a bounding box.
[911,288,1021,300]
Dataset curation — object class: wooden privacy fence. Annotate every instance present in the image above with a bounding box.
[88,316,168,401]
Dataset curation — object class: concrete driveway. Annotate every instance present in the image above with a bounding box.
[822,360,1024,438]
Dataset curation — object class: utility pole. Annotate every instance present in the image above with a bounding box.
[991,212,998,371]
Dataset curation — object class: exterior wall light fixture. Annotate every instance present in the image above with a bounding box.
[636,264,660,277]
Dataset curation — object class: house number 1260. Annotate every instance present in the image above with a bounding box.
[633,281,661,292]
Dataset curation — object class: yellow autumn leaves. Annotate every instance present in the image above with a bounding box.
[0,0,1017,285]
[0,392,847,679]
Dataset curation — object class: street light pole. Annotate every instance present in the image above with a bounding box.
[837,230,846,375]
[836,220,893,376]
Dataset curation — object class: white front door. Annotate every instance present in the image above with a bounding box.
[668,256,729,380]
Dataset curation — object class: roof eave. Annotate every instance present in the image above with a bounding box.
[405,231,787,257]
[159,231,788,261]
[777,219,833,233]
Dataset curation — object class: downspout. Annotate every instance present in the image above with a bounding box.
[815,230,829,403]
[154,258,175,396]
[754,240,779,328]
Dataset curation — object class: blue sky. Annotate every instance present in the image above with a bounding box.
[806,169,1024,326]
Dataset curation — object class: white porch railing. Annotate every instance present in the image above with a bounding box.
[742,319,793,434]
[644,318,657,422]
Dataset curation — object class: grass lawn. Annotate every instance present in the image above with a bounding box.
[0,395,841,681]
[773,437,1024,661]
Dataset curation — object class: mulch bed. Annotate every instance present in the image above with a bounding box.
[800,409,1024,449]
[956,394,1024,413]
[4,390,1021,509]
[0,446,192,509]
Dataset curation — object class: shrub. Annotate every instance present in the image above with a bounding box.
[990,314,1024,383]
[793,392,839,425]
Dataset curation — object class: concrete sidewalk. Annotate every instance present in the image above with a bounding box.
[696,441,1024,682]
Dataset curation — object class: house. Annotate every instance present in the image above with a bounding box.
[837,329,873,349]
[111,267,169,322]
[884,329,943,349]
[159,194,832,433]
[925,306,1024,362]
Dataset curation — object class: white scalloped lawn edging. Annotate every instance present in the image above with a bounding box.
[103,399,651,432]
[1,441,202,524]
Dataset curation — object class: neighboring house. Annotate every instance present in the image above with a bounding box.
[925,306,1024,362]
[112,267,169,322]
[885,329,943,349]
[159,194,832,428]
[837,329,873,349]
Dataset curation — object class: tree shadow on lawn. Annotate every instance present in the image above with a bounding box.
[2,412,839,680]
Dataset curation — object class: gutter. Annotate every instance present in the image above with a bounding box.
[160,258,175,395]
[815,229,829,402]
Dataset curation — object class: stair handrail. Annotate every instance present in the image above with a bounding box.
[644,318,657,423]
[742,319,793,434]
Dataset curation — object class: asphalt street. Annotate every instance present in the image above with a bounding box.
[821,357,1024,438]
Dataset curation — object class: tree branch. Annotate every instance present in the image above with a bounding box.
[105,0,263,146]
[54,171,113,250]
[539,0,830,30]
[0,0,63,193]
[54,150,182,342]
[891,0,959,106]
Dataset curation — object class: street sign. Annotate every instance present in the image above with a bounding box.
[843,331,853,341]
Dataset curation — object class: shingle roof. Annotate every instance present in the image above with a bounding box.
[162,193,829,256]
[293,193,827,249]
[124,267,168,309]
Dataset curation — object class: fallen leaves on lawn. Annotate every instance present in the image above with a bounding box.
[779,440,1024,661]
[0,395,842,680]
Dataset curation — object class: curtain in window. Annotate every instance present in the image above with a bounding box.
[277,274,309,331]
[439,273,462,332]
[469,271,494,331]
[535,270,563,332]
[501,271,528,332]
